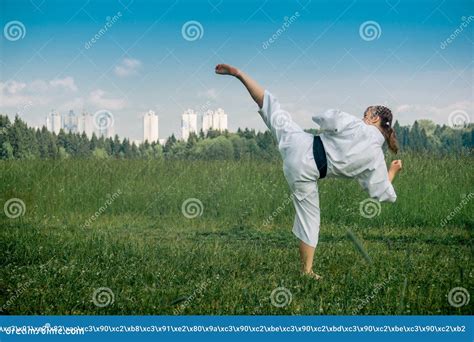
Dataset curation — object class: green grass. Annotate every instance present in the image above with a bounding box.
[0,153,473,315]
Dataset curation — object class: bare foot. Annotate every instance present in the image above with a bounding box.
[215,63,239,77]
[302,270,323,281]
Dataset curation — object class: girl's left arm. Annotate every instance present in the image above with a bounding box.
[388,160,402,183]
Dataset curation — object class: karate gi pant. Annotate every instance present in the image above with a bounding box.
[258,90,322,248]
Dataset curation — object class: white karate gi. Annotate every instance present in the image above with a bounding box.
[258,90,397,248]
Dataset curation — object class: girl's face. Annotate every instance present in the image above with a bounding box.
[363,107,380,126]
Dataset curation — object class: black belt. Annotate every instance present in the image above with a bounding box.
[313,135,327,179]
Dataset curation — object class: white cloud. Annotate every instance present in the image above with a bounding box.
[2,80,27,94]
[29,80,49,92]
[49,76,77,92]
[395,104,412,113]
[88,89,126,110]
[0,76,78,110]
[0,81,50,108]
[0,77,128,119]
[198,88,218,100]
[114,58,142,77]
[58,97,85,112]
[395,101,473,125]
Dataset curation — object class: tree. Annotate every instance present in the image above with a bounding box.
[0,114,471,160]
[58,146,69,159]
[408,121,427,152]
[121,138,132,159]
[90,133,98,150]
[92,147,108,159]
[0,116,12,159]
[131,142,139,159]
[77,132,92,158]
[112,135,121,157]
[163,134,177,156]
[46,133,58,159]
[229,135,245,160]
[10,116,38,159]
[418,120,437,136]
[198,129,205,140]
[1,141,14,159]
[192,136,233,160]
[36,127,49,158]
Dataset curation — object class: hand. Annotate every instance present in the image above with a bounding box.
[390,159,402,173]
[215,63,239,77]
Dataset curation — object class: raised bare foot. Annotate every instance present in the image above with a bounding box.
[215,63,239,77]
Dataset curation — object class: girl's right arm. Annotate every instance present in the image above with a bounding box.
[215,64,264,108]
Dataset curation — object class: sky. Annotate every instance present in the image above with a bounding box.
[0,0,472,141]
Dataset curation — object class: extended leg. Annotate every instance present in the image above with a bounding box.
[215,64,264,108]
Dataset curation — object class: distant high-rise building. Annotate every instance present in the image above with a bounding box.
[143,110,159,143]
[202,110,212,134]
[63,110,78,133]
[215,108,228,131]
[77,112,94,138]
[46,110,62,134]
[181,109,197,141]
[202,108,228,133]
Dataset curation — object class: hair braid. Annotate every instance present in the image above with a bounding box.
[370,105,399,154]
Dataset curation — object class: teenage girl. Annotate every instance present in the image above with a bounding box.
[215,64,402,280]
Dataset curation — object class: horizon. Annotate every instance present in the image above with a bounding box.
[0,0,472,141]
[1,108,469,146]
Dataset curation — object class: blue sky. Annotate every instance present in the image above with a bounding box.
[0,0,472,140]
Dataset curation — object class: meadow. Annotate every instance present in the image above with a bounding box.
[0,153,472,315]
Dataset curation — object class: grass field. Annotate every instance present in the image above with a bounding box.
[0,154,473,315]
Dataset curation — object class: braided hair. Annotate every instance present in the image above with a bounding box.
[364,105,399,154]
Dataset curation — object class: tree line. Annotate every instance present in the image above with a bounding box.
[0,115,472,160]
